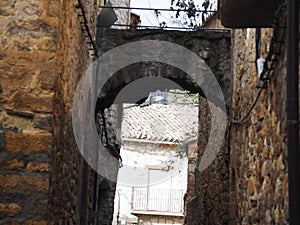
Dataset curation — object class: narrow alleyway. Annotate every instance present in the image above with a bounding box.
[0,0,298,225]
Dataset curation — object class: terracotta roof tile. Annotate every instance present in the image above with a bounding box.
[121,104,198,143]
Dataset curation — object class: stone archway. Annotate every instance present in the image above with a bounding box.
[92,28,231,225]
[95,28,231,112]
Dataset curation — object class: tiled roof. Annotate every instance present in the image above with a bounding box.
[121,104,198,143]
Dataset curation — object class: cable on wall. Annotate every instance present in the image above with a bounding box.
[231,2,287,124]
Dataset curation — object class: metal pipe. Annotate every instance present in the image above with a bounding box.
[287,0,300,224]
[100,23,231,31]
[99,5,216,13]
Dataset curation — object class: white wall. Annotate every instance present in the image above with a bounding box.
[113,142,188,224]
[110,0,131,28]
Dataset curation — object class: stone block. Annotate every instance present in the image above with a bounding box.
[5,132,52,154]
[261,161,272,178]
[0,159,24,170]
[0,1,16,17]
[282,173,288,198]
[23,221,48,225]
[263,146,269,159]
[0,51,57,97]
[276,154,285,172]
[0,174,49,193]
[32,114,54,132]
[26,162,51,172]
[7,91,54,113]
[247,176,256,195]
[0,203,21,217]
[229,204,237,220]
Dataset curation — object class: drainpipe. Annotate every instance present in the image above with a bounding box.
[287,0,300,224]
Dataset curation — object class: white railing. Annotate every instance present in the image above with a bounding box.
[132,187,185,213]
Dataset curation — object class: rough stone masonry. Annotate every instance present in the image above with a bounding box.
[0,0,232,224]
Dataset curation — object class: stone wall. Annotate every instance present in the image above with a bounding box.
[52,0,116,224]
[96,28,231,110]
[0,0,117,224]
[229,24,289,225]
[184,22,289,225]
[184,96,229,225]
[182,8,291,225]
[184,144,199,224]
[50,0,90,223]
[0,0,58,223]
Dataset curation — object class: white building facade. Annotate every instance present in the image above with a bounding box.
[113,101,198,225]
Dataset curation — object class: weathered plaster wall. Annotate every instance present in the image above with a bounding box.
[229,25,289,224]
[110,0,130,28]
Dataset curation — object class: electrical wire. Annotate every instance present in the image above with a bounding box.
[231,85,266,124]
[231,2,287,125]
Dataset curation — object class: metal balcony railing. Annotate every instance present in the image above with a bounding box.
[132,187,185,213]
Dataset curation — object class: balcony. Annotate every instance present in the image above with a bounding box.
[131,187,185,215]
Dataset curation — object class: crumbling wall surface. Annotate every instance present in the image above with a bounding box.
[229,27,289,225]
[0,0,59,224]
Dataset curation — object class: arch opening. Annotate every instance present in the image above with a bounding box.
[95,62,205,113]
